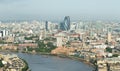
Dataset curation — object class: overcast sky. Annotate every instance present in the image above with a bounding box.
[0,0,120,21]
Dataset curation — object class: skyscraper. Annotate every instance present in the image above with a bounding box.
[60,22,65,30]
[107,32,111,43]
[107,28,112,43]
[45,21,48,31]
[60,16,70,31]
[64,16,70,30]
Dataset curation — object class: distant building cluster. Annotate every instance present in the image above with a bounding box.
[0,30,9,38]
[0,16,120,71]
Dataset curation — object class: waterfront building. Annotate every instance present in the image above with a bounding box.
[56,33,64,47]
[97,60,107,71]
[54,32,67,47]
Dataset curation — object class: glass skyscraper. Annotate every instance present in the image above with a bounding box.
[60,16,70,31]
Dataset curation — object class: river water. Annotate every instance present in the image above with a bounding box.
[15,53,94,71]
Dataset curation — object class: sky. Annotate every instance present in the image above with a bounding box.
[0,0,120,21]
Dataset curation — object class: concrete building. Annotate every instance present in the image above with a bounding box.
[0,32,2,37]
[56,36,63,47]
[0,30,9,38]
[56,33,64,47]
[54,32,67,47]
[97,60,107,71]
[107,32,112,43]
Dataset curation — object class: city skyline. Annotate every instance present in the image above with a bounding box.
[0,0,120,21]
[1,0,120,71]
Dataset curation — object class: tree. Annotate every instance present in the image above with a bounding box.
[0,60,4,67]
[106,48,112,53]
[112,54,119,57]
[27,40,57,53]
[66,41,70,45]
[74,37,78,40]
[24,35,38,40]
[44,37,56,41]
[22,59,29,71]
[47,42,55,48]
[105,40,108,45]
[38,41,45,48]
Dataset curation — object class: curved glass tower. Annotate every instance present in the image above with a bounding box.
[64,16,70,31]
[60,16,70,31]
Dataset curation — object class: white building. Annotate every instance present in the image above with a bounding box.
[0,32,2,37]
[55,32,66,47]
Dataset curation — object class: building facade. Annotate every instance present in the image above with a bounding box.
[60,16,70,31]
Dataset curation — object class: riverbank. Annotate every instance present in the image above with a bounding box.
[21,51,95,68]
[17,52,94,71]
[0,50,95,70]
[51,54,95,67]
[21,59,30,71]
[0,53,30,71]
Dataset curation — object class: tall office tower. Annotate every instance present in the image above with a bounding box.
[45,21,48,31]
[107,32,111,43]
[107,28,112,43]
[0,32,2,37]
[64,16,70,31]
[39,29,46,40]
[3,30,6,37]
[70,22,76,30]
[0,30,5,37]
[60,22,65,30]
[5,30,9,36]
[60,16,70,31]
[56,33,64,47]
[57,36,63,47]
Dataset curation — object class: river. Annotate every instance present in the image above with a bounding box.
[15,53,94,71]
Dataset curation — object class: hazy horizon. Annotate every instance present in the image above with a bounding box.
[0,0,120,21]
